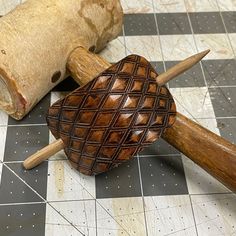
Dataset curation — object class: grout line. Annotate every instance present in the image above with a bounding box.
[137,155,149,236]
[208,85,236,88]
[94,170,98,236]
[183,3,208,88]
[122,24,128,56]
[2,161,87,235]
[47,202,85,236]
[139,153,181,158]
[151,2,167,72]
[0,202,45,206]
[95,197,98,236]
[216,2,236,58]
[7,123,47,127]
[188,194,199,236]
[59,164,132,235]
[189,192,233,196]
[48,199,96,203]
[3,163,46,202]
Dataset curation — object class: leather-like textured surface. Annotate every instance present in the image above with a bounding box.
[47,55,176,175]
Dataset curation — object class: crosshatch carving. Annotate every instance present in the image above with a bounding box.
[47,55,176,175]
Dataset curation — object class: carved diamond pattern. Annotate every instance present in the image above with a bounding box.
[103,95,123,109]
[120,62,136,74]
[142,96,156,109]
[92,75,111,90]
[112,77,129,91]
[47,55,176,176]
[123,96,140,109]
[136,66,147,77]
[135,113,151,126]
[131,80,144,92]
[147,82,158,94]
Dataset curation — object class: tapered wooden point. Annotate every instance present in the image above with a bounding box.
[156,49,210,86]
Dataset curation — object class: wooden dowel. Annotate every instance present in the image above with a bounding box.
[156,49,210,86]
[23,139,64,169]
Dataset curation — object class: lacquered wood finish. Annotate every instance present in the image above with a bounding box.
[47,55,176,175]
[163,113,236,191]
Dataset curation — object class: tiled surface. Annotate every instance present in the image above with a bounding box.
[156,13,192,35]
[6,162,48,199]
[96,158,141,199]
[153,0,186,13]
[221,11,236,33]
[0,165,43,204]
[0,1,236,236]
[185,0,218,12]
[202,59,236,86]
[160,35,197,61]
[217,118,236,144]
[144,195,197,235]
[189,12,225,34]
[139,155,188,196]
[4,125,49,162]
[194,34,234,60]
[0,203,46,236]
[191,194,236,235]
[124,14,157,35]
[47,160,95,201]
[209,87,236,117]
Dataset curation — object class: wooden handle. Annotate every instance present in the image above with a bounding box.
[67,47,111,85]
[162,112,236,191]
[23,139,64,169]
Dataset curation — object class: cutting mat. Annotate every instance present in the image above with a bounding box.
[0,0,236,235]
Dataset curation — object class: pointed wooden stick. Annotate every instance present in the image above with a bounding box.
[156,49,210,86]
[23,50,210,170]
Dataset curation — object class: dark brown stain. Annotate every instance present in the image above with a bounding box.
[217,121,226,129]
[89,45,96,52]
[51,71,61,83]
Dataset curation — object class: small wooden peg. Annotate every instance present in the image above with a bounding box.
[23,139,64,169]
[156,49,210,86]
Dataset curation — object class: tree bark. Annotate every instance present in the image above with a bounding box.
[0,0,123,119]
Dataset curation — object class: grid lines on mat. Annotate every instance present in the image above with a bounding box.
[0,0,236,235]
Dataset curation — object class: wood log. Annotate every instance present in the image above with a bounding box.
[0,0,123,119]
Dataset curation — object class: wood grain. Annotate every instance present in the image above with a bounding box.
[23,139,64,169]
[0,0,123,119]
[162,113,236,191]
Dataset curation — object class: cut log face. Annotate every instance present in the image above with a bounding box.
[46,55,176,175]
[0,0,123,119]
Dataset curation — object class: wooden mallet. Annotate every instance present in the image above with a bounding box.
[23,49,236,192]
